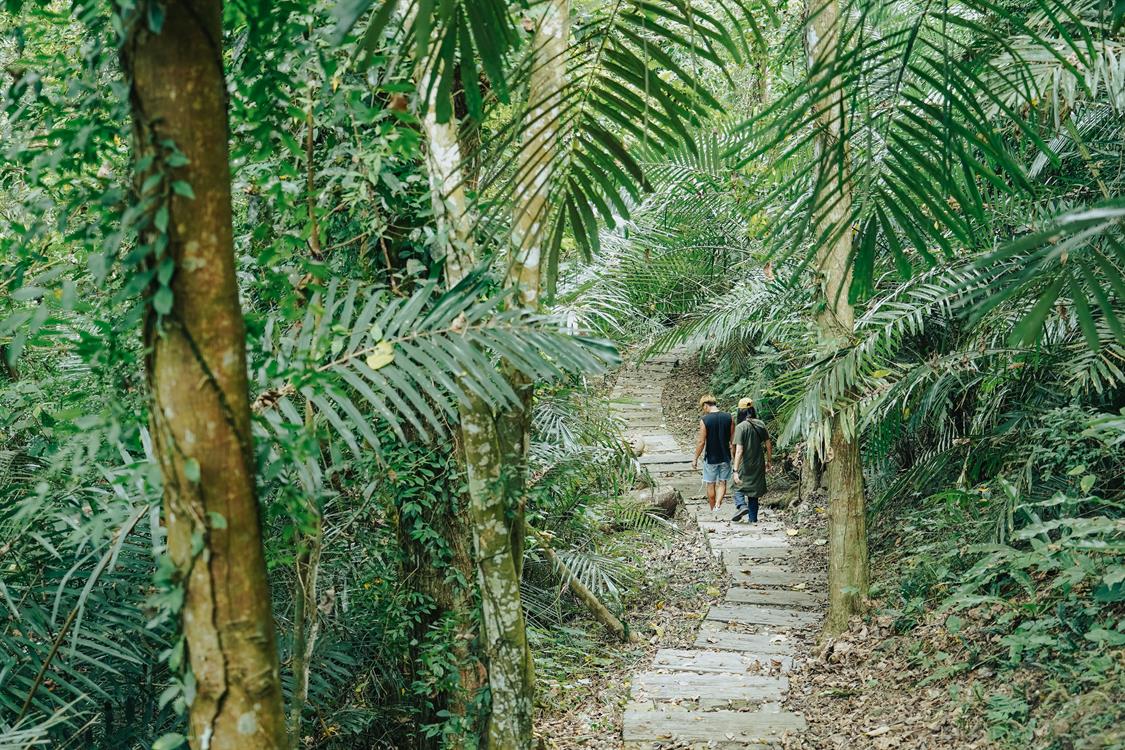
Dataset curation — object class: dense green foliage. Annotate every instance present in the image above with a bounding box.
[2,0,1123,747]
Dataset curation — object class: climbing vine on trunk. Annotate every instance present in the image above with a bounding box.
[123,3,287,747]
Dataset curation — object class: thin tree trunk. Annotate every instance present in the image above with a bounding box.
[798,443,824,503]
[124,3,287,748]
[420,98,536,750]
[288,512,321,750]
[804,0,869,636]
[396,476,483,750]
[289,82,325,750]
[500,0,572,585]
[421,108,473,285]
[508,0,569,309]
[415,2,571,745]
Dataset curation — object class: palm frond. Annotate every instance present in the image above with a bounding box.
[257,274,619,458]
[473,0,767,292]
[333,0,520,121]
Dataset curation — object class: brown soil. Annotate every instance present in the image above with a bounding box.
[660,351,713,448]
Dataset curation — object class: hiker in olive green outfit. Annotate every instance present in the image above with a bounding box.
[731,397,772,523]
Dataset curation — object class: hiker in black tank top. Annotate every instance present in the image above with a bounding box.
[702,411,733,464]
[691,394,735,510]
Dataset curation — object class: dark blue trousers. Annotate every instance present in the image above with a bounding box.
[733,491,759,522]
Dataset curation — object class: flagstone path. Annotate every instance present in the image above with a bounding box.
[612,352,822,749]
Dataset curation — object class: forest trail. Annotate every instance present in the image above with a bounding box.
[613,353,819,749]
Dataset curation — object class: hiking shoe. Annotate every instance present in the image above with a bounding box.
[731,508,749,522]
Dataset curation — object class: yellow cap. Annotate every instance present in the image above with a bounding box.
[737,397,754,409]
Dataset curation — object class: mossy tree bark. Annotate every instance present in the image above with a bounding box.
[395,475,483,750]
[124,2,287,748]
[415,3,571,745]
[500,0,571,583]
[804,0,869,635]
[420,96,536,750]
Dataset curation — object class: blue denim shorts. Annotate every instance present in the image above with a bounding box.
[701,461,732,483]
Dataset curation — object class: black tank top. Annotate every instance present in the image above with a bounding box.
[701,411,733,464]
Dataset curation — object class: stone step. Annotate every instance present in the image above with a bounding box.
[691,506,783,521]
[695,623,796,654]
[634,443,682,455]
[653,648,794,673]
[698,520,787,535]
[642,461,695,473]
[615,378,672,388]
[708,534,790,551]
[623,705,806,749]
[720,548,793,567]
[726,587,824,609]
[632,670,788,707]
[627,432,679,441]
[650,471,697,482]
[638,452,694,464]
[612,399,664,408]
[706,604,821,628]
[732,565,824,588]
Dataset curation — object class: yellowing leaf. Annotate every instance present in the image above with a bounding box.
[365,341,395,370]
[871,369,892,378]
[786,528,799,536]
[705,586,721,597]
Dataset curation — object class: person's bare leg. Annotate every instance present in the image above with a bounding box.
[715,480,728,509]
[705,482,717,510]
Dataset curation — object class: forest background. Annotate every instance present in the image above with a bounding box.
[0,0,1122,748]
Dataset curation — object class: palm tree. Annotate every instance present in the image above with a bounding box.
[335,0,756,744]
[803,0,869,633]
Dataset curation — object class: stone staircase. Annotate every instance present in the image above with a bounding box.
[611,352,821,749]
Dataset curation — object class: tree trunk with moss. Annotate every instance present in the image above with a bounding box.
[804,0,869,635]
[415,2,571,745]
[420,96,536,750]
[124,3,287,748]
[392,452,484,750]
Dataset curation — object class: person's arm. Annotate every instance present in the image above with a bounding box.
[732,443,744,483]
[692,421,706,470]
[729,418,735,458]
